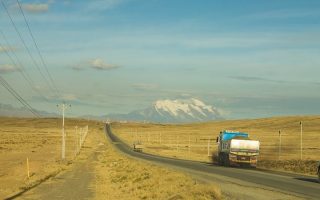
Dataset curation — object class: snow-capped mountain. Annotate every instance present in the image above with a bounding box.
[106,98,223,123]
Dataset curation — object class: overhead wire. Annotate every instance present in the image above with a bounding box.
[15,0,61,97]
[0,75,40,117]
[1,0,58,97]
[0,30,33,84]
[0,30,51,103]
[0,0,58,116]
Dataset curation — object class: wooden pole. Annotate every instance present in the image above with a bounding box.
[26,157,30,178]
[188,135,191,155]
[278,130,281,160]
[300,121,303,160]
[207,138,210,156]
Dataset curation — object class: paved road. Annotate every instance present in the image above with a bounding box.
[106,124,320,200]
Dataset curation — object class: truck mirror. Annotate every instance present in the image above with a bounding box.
[216,137,219,143]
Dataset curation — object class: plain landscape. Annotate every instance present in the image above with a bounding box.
[0,117,221,200]
[112,115,320,175]
[1,0,320,199]
[1,116,319,199]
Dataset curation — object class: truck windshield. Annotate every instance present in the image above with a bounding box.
[222,132,248,140]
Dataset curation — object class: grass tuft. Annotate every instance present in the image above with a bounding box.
[258,159,318,175]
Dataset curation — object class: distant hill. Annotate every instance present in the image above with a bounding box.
[0,103,58,118]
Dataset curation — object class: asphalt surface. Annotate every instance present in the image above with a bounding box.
[106,124,320,200]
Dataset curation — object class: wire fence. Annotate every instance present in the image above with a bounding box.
[0,124,89,186]
[72,125,89,158]
[117,127,320,162]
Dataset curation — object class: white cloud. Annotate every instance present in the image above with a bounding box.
[72,58,120,71]
[90,58,119,70]
[0,64,17,74]
[21,3,49,13]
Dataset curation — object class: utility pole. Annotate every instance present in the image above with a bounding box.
[188,135,191,155]
[278,130,281,160]
[57,103,71,160]
[300,121,303,160]
[75,126,80,156]
[207,138,210,157]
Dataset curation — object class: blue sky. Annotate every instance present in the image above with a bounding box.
[0,0,320,119]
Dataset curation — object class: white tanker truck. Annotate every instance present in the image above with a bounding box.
[216,130,260,167]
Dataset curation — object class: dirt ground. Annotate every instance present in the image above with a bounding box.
[1,116,311,200]
[0,117,92,199]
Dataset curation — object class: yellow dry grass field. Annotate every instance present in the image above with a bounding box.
[94,128,221,200]
[0,117,221,200]
[0,117,93,199]
[111,116,320,175]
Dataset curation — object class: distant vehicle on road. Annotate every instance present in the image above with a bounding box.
[216,130,260,167]
[133,141,144,152]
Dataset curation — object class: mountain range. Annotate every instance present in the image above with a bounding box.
[0,103,58,118]
[104,98,223,123]
[0,98,223,123]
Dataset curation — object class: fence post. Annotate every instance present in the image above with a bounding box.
[300,121,303,160]
[188,135,191,155]
[80,128,83,147]
[74,126,77,157]
[78,127,81,150]
[278,130,281,160]
[207,138,210,157]
[26,157,30,178]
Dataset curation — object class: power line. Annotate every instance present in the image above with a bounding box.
[0,75,40,117]
[0,30,50,103]
[15,0,61,97]
[0,30,33,85]
[1,0,57,97]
